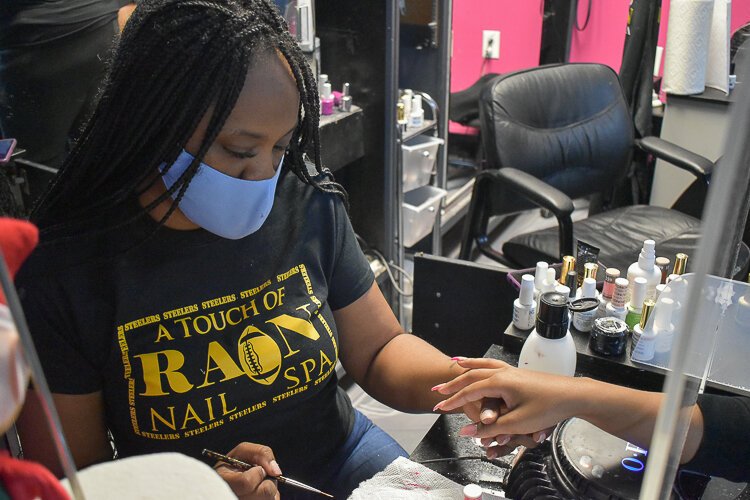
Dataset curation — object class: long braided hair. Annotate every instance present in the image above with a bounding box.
[31,0,345,236]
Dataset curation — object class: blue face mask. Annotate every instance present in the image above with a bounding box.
[160,150,283,239]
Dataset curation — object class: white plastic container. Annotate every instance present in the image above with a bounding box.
[627,240,662,301]
[519,292,577,376]
[402,185,447,247]
[401,135,444,192]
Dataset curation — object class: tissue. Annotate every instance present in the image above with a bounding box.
[662,0,714,95]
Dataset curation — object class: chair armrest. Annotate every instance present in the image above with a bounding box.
[635,137,713,182]
[484,168,575,257]
[491,168,575,220]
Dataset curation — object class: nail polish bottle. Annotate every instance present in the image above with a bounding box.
[340,82,350,108]
[533,261,549,301]
[409,94,424,128]
[572,277,598,333]
[625,277,648,329]
[653,297,676,362]
[559,255,576,285]
[320,82,334,116]
[536,267,556,315]
[597,268,620,318]
[632,299,655,350]
[605,278,629,321]
[318,73,328,96]
[513,274,537,331]
[632,300,660,363]
[656,256,671,284]
[401,89,413,122]
[565,270,577,299]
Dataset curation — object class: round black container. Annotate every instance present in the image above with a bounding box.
[589,317,628,356]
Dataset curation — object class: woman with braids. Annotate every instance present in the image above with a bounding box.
[13,1,480,498]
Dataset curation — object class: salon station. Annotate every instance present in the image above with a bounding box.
[1,0,750,499]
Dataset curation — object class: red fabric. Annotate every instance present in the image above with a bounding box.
[0,452,69,500]
[0,219,64,499]
[0,218,39,305]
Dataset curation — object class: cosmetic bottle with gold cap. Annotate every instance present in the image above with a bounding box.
[574,262,597,296]
[559,256,576,285]
[625,277,648,329]
[666,253,689,283]
[396,102,408,133]
[632,299,655,349]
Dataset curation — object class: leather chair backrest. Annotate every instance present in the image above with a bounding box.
[479,63,634,215]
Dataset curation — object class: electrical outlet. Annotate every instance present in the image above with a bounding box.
[482,30,500,59]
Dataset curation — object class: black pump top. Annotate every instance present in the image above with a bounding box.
[536,291,569,339]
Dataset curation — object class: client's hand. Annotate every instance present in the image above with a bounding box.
[433,358,581,458]
[214,442,282,500]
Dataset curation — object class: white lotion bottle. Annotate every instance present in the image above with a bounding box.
[513,274,537,330]
[519,291,577,376]
[573,277,598,333]
[627,239,662,301]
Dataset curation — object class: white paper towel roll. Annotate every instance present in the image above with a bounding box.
[705,0,731,93]
[663,0,715,95]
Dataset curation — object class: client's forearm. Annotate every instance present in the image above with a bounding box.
[363,333,464,413]
[574,378,703,463]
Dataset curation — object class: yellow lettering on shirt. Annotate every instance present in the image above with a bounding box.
[135,350,194,396]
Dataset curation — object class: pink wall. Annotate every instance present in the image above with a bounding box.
[568,0,750,77]
[450,0,543,134]
[449,1,750,134]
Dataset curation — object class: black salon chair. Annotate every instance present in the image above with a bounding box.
[459,63,750,276]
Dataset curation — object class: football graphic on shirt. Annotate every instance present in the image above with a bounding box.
[237,325,282,385]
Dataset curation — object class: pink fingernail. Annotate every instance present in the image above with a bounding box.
[432,402,444,412]
[431,384,444,392]
[458,424,478,437]
[498,435,511,446]
[270,460,282,476]
[451,356,467,361]
[536,432,547,443]
[486,450,498,460]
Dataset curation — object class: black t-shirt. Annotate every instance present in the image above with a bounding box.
[16,169,374,484]
[684,394,750,483]
[0,1,122,49]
